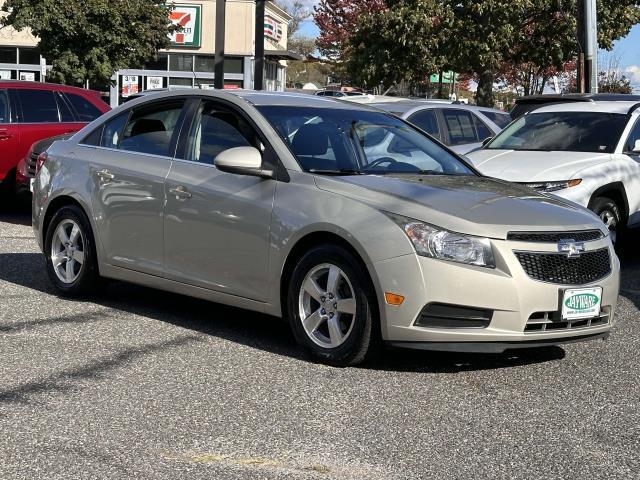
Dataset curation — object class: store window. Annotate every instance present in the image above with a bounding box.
[169,77,192,87]
[18,48,41,65]
[195,55,215,73]
[0,47,17,64]
[144,54,168,71]
[224,57,244,74]
[169,54,193,71]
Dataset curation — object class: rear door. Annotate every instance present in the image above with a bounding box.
[86,98,187,276]
[164,98,276,301]
[0,88,20,183]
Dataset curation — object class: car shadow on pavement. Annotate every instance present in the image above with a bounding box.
[0,194,32,226]
[0,251,570,373]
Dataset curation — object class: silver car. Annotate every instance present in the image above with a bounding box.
[32,90,619,366]
[344,96,511,154]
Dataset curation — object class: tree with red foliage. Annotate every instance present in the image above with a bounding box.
[314,0,386,63]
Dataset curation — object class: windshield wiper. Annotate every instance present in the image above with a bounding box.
[308,168,363,175]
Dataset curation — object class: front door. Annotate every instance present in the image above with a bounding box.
[164,99,276,301]
[88,99,186,275]
[0,88,19,183]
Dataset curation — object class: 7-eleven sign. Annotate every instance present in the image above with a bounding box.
[169,4,202,47]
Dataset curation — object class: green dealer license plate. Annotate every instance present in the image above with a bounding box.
[561,287,602,321]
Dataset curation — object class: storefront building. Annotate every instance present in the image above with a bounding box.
[0,0,295,106]
[112,0,295,106]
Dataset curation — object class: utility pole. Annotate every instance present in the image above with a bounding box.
[578,0,598,93]
[214,0,226,90]
[254,0,265,90]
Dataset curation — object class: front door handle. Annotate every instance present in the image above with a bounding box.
[169,185,192,200]
[0,130,13,140]
[96,169,114,181]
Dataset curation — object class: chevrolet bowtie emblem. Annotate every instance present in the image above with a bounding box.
[558,239,585,258]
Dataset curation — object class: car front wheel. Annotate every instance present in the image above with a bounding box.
[287,245,379,366]
[591,197,622,245]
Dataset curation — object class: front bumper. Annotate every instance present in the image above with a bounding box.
[372,235,619,349]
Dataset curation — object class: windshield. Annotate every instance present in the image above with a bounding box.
[257,106,475,175]
[487,111,627,153]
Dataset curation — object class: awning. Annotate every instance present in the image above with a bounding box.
[264,49,303,61]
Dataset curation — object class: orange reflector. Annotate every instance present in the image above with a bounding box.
[385,292,405,306]
[568,178,582,187]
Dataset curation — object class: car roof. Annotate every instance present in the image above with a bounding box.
[365,100,507,115]
[228,90,375,110]
[0,80,102,96]
[515,93,640,104]
[124,89,382,112]
[528,101,640,114]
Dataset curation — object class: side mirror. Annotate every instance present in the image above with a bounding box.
[633,139,640,153]
[214,146,274,179]
[482,136,493,147]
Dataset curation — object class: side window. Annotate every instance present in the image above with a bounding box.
[119,100,184,156]
[66,93,104,121]
[183,101,256,165]
[473,114,493,141]
[482,111,511,129]
[442,109,478,145]
[101,113,128,149]
[55,93,75,122]
[408,109,441,141]
[0,89,8,123]
[625,118,640,153]
[17,89,60,122]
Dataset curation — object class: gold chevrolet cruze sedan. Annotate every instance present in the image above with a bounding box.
[32,90,619,366]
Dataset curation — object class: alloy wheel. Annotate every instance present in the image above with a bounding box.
[600,210,618,244]
[50,219,85,284]
[298,263,357,348]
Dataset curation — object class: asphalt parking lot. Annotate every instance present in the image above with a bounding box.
[1,200,639,480]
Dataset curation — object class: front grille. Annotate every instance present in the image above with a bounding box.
[525,307,610,333]
[507,230,603,243]
[515,248,611,285]
[26,151,39,177]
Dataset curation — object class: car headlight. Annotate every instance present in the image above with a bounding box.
[521,179,582,192]
[386,213,495,268]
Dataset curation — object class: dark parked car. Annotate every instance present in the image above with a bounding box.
[16,133,73,195]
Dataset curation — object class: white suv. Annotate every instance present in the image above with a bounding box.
[467,101,640,243]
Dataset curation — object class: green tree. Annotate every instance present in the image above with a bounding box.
[348,0,447,90]
[348,0,640,106]
[1,0,176,88]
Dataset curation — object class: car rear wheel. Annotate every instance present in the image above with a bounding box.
[287,245,379,366]
[45,205,102,296]
[591,197,622,245]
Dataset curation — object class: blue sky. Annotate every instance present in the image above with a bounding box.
[295,2,640,90]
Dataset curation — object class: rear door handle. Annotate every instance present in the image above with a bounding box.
[169,185,192,200]
[96,169,114,181]
[0,131,13,140]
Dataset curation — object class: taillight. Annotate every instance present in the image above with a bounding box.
[35,152,48,175]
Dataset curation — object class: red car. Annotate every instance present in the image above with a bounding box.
[0,81,110,195]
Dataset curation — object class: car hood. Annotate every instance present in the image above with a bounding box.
[465,149,611,182]
[314,174,603,240]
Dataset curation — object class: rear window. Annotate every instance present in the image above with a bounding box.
[17,89,59,122]
[487,111,628,153]
[66,93,104,121]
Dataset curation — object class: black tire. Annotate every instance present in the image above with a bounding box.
[286,245,379,367]
[44,205,102,296]
[591,197,623,247]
